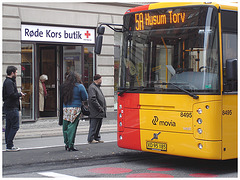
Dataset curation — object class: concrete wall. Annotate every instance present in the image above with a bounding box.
[2,2,138,112]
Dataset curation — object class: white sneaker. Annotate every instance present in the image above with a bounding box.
[6,147,20,152]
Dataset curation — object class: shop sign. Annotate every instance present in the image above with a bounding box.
[21,24,95,44]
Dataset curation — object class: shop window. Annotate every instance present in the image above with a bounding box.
[21,44,34,120]
[63,46,82,79]
[63,46,94,90]
[84,46,94,89]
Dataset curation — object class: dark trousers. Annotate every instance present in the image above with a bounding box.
[87,118,102,142]
[5,109,19,149]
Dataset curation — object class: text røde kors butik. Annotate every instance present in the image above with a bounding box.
[25,29,82,39]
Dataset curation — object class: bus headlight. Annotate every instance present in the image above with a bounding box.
[119,113,122,118]
[119,104,122,109]
[198,143,203,149]
[119,121,122,126]
[197,128,203,134]
[119,135,123,140]
[197,118,202,124]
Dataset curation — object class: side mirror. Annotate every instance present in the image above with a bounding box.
[94,26,105,55]
[226,59,237,81]
[225,59,238,92]
[97,26,105,35]
[94,35,103,54]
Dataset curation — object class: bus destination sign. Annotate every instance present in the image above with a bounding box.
[135,11,186,31]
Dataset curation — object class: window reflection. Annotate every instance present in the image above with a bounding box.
[120,6,220,93]
[21,44,34,120]
[63,46,82,79]
[63,46,94,90]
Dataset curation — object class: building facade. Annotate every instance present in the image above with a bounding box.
[2,2,140,121]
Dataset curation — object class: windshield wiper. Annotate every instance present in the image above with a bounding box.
[118,88,138,96]
[118,84,199,99]
[162,82,199,99]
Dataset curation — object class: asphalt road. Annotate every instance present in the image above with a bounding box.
[3,133,237,178]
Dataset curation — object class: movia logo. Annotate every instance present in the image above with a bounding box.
[152,116,176,127]
[152,116,159,125]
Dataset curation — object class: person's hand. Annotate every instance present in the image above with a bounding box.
[99,107,104,113]
[21,92,26,96]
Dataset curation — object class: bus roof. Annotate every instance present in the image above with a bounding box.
[125,2,238,14]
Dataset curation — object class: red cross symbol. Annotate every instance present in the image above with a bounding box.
[85,31,91,38]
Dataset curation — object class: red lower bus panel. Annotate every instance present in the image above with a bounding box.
[124,108,140,129]
[118,93,141,150]
[117,128,141,150]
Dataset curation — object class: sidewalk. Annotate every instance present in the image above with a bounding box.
[2,112,117,140]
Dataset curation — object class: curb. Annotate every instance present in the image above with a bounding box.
[2,124,117,140]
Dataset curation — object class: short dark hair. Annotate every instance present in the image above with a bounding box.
[6,66,17,76]
[94,74,101,80]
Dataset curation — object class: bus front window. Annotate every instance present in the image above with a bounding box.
[120,6,220,94]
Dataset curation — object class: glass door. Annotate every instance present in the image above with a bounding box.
[60,45,94,121]
[59,45,82,122]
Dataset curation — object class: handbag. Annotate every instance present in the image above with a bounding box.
[81,104,90,116]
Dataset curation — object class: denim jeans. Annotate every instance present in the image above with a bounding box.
[5,109,19,149]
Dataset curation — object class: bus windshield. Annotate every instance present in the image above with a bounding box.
[119,6,220,94]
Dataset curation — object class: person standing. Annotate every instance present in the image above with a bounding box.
[87,74,106,144]
[3,66,25,151]
[39,74,48,113]
[62,72,88,151]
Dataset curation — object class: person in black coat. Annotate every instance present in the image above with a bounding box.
[3,66,25,151]
[87,74,106,144]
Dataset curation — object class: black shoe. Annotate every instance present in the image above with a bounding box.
[68,147,78,151]
[6,146,20,152]
[65,145,69,151]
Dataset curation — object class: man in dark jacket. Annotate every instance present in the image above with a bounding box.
[3,66,25,151]
[87,74,106,144]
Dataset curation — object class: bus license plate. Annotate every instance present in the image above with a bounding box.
[146,141,167,151]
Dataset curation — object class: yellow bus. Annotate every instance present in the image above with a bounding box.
[95,2,238,160]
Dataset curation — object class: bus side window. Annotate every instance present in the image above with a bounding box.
[221,10,237,92]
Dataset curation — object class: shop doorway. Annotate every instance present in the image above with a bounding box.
[39,45,57,117]
[37,45,94,119]
[21,44,94,121]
